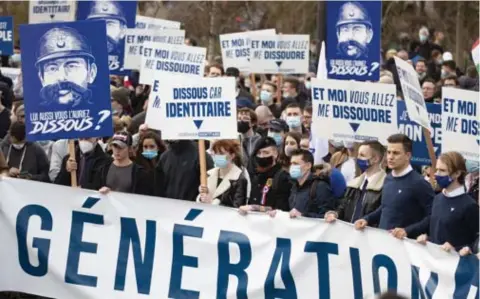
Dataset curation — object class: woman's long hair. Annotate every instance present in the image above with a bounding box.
[278,132,301,170]
[135,131,166,170]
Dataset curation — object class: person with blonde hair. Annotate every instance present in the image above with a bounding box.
[417,151,479,253]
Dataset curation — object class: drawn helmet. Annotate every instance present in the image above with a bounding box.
[86,1,127,24]
[35,27,94,68]
[336,2,372,29]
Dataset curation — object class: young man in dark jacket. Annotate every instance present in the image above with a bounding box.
[239,137,291,214]
[285,149,335,218]
[97,132,154,196]
[325,140,386,223]
[54,138,110,189]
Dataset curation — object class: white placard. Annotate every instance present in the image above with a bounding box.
[124,29,185,70]
[135,15,181,30]
[28,0,76,24]
[441,87,480,161]
[139,42,206,85]
[394,56,431,130]
[249,34,310,74]
[0,178,477,299]
[311,79,397,144]
[145,77,237,140]
[0,67,20,82]
[219,29,276,73]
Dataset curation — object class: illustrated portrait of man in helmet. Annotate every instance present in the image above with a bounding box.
[336,1,373,59]
[35,27,97,107]
[86,0,127,54]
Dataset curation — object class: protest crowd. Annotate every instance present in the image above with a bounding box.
[0,1,479,298]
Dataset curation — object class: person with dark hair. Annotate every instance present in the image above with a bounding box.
[442,74,459,88]
[135,131,166,174]
[0,98,10,139]
[237,107,261,167]
[417,151,479,252]
[207,64,224,78]
[55,137,110,189]
[303,105,312,134]
[267,118,289,147]
[441,60,457,79]
[354,134,434,239]
[278,132,301,171]
[379,292,408,299]
[285,102,307,134]
[325,140,386,223]
[259,81,282,118]
[269,149,335,218]
[96,132,154,195]
[281,76,309,110]
[415,58,428,83]
[197,140,250,207]
[421,78,436,103]
[239,137,291,214]
[1,121,49,182]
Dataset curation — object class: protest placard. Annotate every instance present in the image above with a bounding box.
[145,77,237,140]
[250,34,310,74]
[139,42,206,84]
[19,20,112,141]
[0,16,13,56]
[135,15,181,30]
[441,88,479,161]
[311,79,397,144]
[219,29,275,73]
[326,1,382,81]
[397,101,442,166]
[29,0,76,24]
[77,0,138,75]
[124,29,185,70]
[394,56,431,130]
[0,177,478,299]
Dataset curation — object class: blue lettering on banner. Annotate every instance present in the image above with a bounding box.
[65,210,104,287]
[304,242,339,299]
[411,266,438,299]
[443,97,479,138]
[372,254,398,294]
[169,224,204,299]
[349,248,364,299]
[16,204,53,277]
[0,16,14,56]
[114,218,156,295]
[264,238,297,299]
[326,1,382,81]
[397,101,442,165]
[217,230,252,299]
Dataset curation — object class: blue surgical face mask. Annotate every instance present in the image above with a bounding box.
[435,174,454,189]
[260,90,272,104]
[268,132,283,146]
[356,158,370,173]
[466,160,479,173]
[419,34,428,43]
[142,150,158,160]
[289,164,303,179]
[286,116,301,128]
[282,91,290,98]
[213,154,229,168]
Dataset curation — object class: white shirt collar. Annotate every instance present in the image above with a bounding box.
[392,165,413,177]
[443,186,465,197]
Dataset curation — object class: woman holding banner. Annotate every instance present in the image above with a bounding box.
[197,140,250,207]
[416,151,479,253]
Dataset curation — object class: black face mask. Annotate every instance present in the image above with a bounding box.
[255,127,268,137]
[237,121,250,134]
[256,155,274,168]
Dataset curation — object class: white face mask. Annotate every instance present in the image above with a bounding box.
[79,140,95,154]
[12,143,25,150]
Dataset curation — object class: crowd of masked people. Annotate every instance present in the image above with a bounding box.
[0,28,479,276]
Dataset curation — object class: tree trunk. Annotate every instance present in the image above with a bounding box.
[455,1,463,69]
[207,1,218,63]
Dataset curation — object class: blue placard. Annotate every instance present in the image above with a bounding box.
[0,16,14,56]
[76,0,137,75]
[397,101,442,166]
[326,1,382,81]
[19,20,113,141]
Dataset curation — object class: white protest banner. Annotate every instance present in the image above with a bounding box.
[441,88,480,161]
[124,29,185,70]
[0,178,478,299]
[0,67,20,83]
[250,34,310,74]
[139,42,206,85]
[311,79,397,144]
[28,1,76,24]
[145,77,237,140]
[219,29,276,73]
[135,15,181,30]
[394,56,431,130]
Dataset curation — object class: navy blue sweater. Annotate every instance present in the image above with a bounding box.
[364,169,434,238]
[429,192,479,250]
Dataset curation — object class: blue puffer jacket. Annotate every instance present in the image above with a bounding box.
[288,173,336,218]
